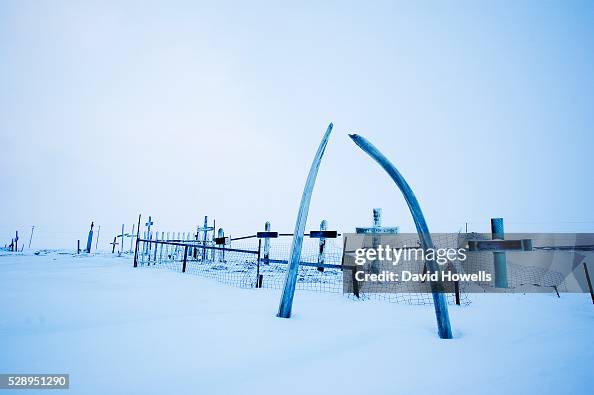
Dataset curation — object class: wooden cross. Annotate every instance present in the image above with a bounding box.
[145,216,154,233]
[466,218,532,288]
[355,208,399,234]
[355,208,398,273]
[196,216,214,261]
[109,236,119,254]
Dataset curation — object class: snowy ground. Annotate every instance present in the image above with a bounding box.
[1,252,592,395]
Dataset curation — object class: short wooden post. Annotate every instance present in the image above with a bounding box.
[111,236,117,253]
[317,220,327,272]
[584,262,594,305]
[454,281,461,305]
[77,240,80,254]
[491,218,508,288]
[182,245,188,273]
[14,231,18,252]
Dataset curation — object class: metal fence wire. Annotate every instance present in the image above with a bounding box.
[133,234,469,306]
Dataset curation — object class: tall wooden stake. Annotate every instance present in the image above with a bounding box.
[277,122,333,318]
[349,133,453,339]
[28,226,35,249]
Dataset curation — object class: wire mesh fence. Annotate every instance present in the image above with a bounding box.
[133,233,469,306]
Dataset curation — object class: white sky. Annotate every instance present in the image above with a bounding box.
[1,1,593,248]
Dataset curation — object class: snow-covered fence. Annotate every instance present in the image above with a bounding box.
[133,225,469,306]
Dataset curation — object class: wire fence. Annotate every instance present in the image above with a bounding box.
[133,233,469,306]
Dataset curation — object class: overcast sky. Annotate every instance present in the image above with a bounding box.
[1,0,593,249]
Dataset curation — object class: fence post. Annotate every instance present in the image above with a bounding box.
[95,225,101,251]
[263,221,271,264]
[133,236,140,267]
[201,216,208,261]
[154,232,159,262]
[86,222,94,253]
[15,231,18,252]
[182,245,188,273]
[491,218,508,288]
[159,231,164,262]
[317,219,327,272]
[256,239,262,288]
[77,240,80,254]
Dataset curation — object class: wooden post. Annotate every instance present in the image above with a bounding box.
[217,228,225,262]
[159,231,164,262]
[454,281,460,305]
[86,222,94,253]
[263,221,271,264]
[202,216,208,261]
[77,240,80,254]
[317,220,327,272]
[28,226,34,249]
[182,245,188,273]
[110,237,118,253]
[278,123,333,319]
[14,231,18,252]
[154,232,159,262]
[95,225,101,251]
[129,224,135,253]
[584,262,594,305]
[349,133,453,339]
[133,236,140,267]
[256,239,262,288]
[491,218,508,288]
[119,224,125,255]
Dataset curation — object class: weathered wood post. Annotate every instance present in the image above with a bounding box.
[216,228,225,262]
[86,222,94,253]
[14,231,18,252]
[317,220,328,272]
[202,216,208,261]
[278,123,333,318]
[119,224,125,255]
[182,245,188,273]
[153,232,159,262]
[28,226,34,249]
[95,225,101,251]
[256,239,262,288]
[491,218,508,288]
[129,224,135,253]
[133,235,140,267]
[77,240,80,254]
[159,231,164,262]
[349,133,453,339]
[263,221,271,264]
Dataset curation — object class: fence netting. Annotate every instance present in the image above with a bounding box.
[134,233,469,306]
